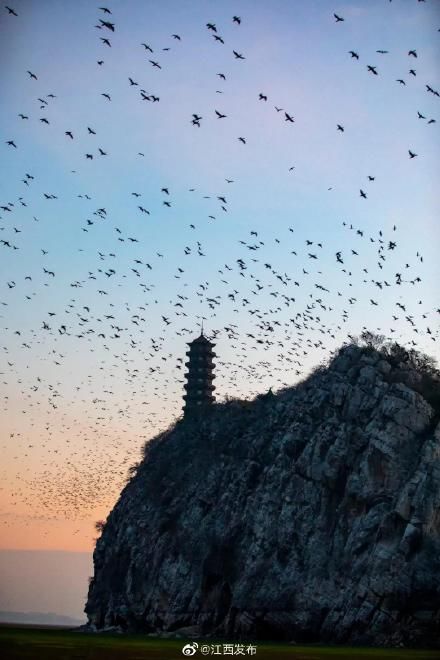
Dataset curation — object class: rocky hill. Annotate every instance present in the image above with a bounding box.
[85,338,440,647]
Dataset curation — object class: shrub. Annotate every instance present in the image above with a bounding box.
[353,333,440,413]
[360,330,386,351]
[127,462,140,478]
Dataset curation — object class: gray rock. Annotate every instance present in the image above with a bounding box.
[85,345,440,648]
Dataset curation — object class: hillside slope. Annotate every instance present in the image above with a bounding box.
[85,341,440,647]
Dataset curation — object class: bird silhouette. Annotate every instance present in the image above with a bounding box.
[99,19,114,31]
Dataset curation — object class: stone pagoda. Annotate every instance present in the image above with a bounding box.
[182,331,216,418]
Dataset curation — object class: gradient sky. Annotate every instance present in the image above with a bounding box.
[0,549,91,620]
[0,0,439,621]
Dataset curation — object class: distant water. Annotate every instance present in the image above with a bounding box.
[0,611,84,626]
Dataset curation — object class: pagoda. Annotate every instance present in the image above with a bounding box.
[182,331,216,418]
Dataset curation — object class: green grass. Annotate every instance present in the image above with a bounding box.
[0,625,438,660]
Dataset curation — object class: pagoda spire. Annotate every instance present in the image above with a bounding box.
[182,330,216,418]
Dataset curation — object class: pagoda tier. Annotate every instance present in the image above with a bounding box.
[182,332,216,418]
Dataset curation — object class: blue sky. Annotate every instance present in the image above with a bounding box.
[0,0,439,553]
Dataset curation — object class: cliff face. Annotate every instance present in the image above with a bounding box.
[85,344,440,647]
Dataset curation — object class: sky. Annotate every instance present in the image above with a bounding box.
[0,0,439,617]
[0,549,91,620]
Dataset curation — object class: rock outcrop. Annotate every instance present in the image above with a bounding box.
[85,342,440,647]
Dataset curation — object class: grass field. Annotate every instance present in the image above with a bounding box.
[0,625,438,660]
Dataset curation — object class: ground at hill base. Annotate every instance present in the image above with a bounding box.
[0,626,439,660]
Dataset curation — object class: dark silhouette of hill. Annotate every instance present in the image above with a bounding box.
[85,336,440,647]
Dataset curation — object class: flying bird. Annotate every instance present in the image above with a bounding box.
[334,13,344,22]
[426,85,439,96]
[99,19,114,31]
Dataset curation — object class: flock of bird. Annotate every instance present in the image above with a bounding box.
[1,2,438,545]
